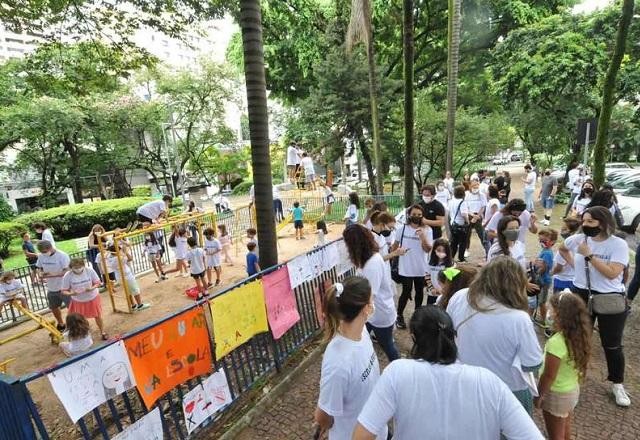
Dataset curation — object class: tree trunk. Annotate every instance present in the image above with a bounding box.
[64,140,83,202]
[357,133,376,194]
[240,0,278,268]
[593,0,634,187]
[445,0,461,173]
[403,0,415,207]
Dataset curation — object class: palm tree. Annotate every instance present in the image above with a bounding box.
[445,0,462,174]
[347,0,384,194]
[403,0,415,205]
[239,0,278,268]
[592,0,635,186]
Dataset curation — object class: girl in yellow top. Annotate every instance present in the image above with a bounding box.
[535,291,592,439]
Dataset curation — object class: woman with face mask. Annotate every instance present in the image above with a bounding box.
[487,215,526,269]
[571,180,595,217]
[393,205,433,329]
[61,258,107,340]
[314,276,386,439]
[559,206,631,407]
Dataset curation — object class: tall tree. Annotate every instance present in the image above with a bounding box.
[347,0,383,194]
[445,0,462,173]
[403,0,415,206]
[239,0,278,268]
[593,0,635,186]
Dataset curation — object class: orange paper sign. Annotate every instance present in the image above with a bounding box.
[124,307,213,408]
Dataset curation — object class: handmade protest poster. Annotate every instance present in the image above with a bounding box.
[202,368,233,414]
[48,341,135,422]
[307,249,325,277]
[113,407,163,440]
[210,280,269,359]
[323,242,339,272]
[335,240,353,275]
[125,307,213,409]
[287,254,313,288]
[262,266,301,340]
[182,384,214,434]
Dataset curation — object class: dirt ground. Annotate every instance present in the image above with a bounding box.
[0,221,346,436]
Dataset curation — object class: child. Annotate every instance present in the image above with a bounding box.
[0,271,28,309]
[166,226,189,277]
[22,232,40,285]
[203,227,222,287]
[246,242,260,277]
[292,201,305,240]
[143,232,167,282]
[94,250,117,286]
[552,218,581,294]
[319,180,335,216]
[217,224,233,265]
[59,313,94,357]
[426,238,454,305]
[436,265,478,309]
[246,228,259,257]
[531,229,558,324]
[187,237,207,300]
[61,258,107,340]
[106,245,151,312]
[316,220,328,247]
[344,192,360,226]
[535,292,591,439]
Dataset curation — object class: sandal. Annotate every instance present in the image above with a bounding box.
[101,333,109,341]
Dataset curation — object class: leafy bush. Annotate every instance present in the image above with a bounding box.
[15,197,153,240]
[0,222,27,258]
[232,180,253,195]
[131,186,152,197]
[0,196,15,222]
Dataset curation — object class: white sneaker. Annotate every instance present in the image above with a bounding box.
[542,219,550,226]
[464,250,470,258]
[612,383,631,407]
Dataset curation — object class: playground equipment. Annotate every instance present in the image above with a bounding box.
[0,301,63,346]
[0,358,15,373]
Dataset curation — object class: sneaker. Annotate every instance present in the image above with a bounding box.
[612,384,631,407]
[137,303,151,311]
[464,250,470,258]
[542,219,550,226]
[215,279,221,286]
[396,316,407,329]
[161,275,168,280]
[155,277,162,283]
[101,333,109,341]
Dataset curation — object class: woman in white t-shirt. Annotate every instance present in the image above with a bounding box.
[33,222,56,248]
[447,256,543,415]
[522,164,537,212]
[343,224,401,361]
[394,204,433,330]
[353,306,544,440]
[61,258,107,340]
[484,185,501,230]
[571,180,595,217]
[559,206,631,407]
[551,217,582,293]
[435,180,451,207]
[487,215,526,269]
[370,211,405,262]
[314,276,386,440]
[344,192,360,226]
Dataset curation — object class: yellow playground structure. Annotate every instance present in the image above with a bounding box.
[0,300,63,346]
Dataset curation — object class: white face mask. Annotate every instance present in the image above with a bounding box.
[435,251,447,259]
[471,189,479,194]
[72,268,84,275]
[437,185,445,191]
[422,195,433,203]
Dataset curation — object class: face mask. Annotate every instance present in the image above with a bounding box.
[410,216,422,225]
[435,251,447,259]
[380,229,392,237]
[545,171,550,176]
[503,229,520,241]
[72,268,84,275]
[437,185,445,191]
[584,188,593,195]
[539,239,551,248]
[560,231,571,239]
[582,225,601,237]
[422,196,433,203]
[471,189,479,194]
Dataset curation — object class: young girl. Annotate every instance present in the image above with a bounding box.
[187,237,207,300]
[59,313,93,357]
[143,232,167,283]
[571,180,595,217]
[166,226,189,277]
[61,258,107,340]
[217,224,233,266]
[435,180,451,207]
[316,220,328,247]
[314,276,386,440]
[535,292,592,439]
[106,245,150,312]
[0,271,28,309]
[486,215,526,269]
[426,238,454,305]
[344,192,360,226]
[436,265,477,309]
[203,227,222,287]
[552,218,581,294]
[319,180,335,216]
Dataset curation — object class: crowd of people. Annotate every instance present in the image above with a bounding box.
[315,163,637,439]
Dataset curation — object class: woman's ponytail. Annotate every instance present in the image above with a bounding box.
[321,276,371,342]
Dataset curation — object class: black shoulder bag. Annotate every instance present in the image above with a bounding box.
[585,253,626,315]
[390,225,406,284]
[450,200,468,234]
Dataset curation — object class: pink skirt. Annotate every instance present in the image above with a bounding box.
[69,295,102,319]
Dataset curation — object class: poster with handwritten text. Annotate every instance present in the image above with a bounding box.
[113,407,163,440]
[287,254,313,288]
[48,341,135,422]
[335,240,353,275]
[323,242,339,272]
[124,307,212,408]
[262,266,301,339]
[202,368,233,414]
[307,249,325,277]
[210,281,269,359]
[182,384,213,434]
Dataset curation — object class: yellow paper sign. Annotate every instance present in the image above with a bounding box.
[210,280,269,359]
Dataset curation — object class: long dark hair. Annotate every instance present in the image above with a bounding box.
[582,206,616,237]
[586,189,615,210]
[342,224,379,268]
[500,198,526,216]
[66,313,90,340]
[429,238,453,267]
[578,180,596,200]
[410,306,457,365]
[322,276,371,342]
[437,265,478,310]
[348,192,360,209]
[497,215,520,256]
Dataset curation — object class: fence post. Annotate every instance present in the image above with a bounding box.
[0,374,38,439]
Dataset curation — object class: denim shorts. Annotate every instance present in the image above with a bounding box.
[542,197,555,209]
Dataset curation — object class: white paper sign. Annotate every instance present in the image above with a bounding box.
[323,243,339,272]
[113,407,163,440]
[307,249,325,277]
[48,341,136,422]
[202,369,233,414]
[335,240,353,275]
[287,255,313,288]
[182,384,214,434]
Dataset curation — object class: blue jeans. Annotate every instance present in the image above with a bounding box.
[366,322,400,362]
[628,242,640,301]
[524,187,535,212]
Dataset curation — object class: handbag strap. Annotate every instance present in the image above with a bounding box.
[583,238,593,295]
[399,225,406,247]
[451,200,464,226]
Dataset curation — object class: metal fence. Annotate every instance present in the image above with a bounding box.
[0,240,354,440]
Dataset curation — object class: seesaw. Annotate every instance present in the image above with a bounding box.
[0,300,63,346]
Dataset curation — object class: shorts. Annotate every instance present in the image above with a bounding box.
[541,388,580,418]
[306,173,316,183]
[553,279,574,292]
[137,213,153,224]
[287,165,297,173]
[294,220,304,229]
[147,253,159,263]
[191,271,205,279]
[125,278,140,296]
[542,197,555,209]
[47,290,70,309]
[528,284,550,309]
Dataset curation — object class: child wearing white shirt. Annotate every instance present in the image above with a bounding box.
[186,237,207,300]
[203,227,222,287]
[0,271,27,308]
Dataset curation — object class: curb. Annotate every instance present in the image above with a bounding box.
[218,343,324,440]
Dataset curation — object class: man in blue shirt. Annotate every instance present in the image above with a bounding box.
[246,242,260,277]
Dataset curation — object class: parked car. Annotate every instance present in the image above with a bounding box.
[492,157,507,165]
[617,183,640,233]
[607,168,637,181]
[510,153,523,162]
[605,162,633,172]
[610,172,640,193]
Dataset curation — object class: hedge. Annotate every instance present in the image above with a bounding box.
[232,180,253,195]
[0,222,27,258]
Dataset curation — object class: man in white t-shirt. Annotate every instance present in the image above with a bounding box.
[563,162,584,218]
[464,181,489,257]
[136,195,173,226]
[300,152,317,190]
[521,164,537,212]
[33,222,56,248]
[286,142,301,183]
[36,240,70,330]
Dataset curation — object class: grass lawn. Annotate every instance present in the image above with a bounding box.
[2,238,83,271]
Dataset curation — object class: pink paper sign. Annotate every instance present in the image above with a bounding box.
[262,266,301,340]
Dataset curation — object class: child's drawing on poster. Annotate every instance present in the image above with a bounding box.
[335,240,353,275]
[307,249,325,277]
[202,368,233,414]
[323,242,339,272]
[112,407,163,440]
[48,341,136,422]
[286,254,313,288]
[182,384,214,434]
